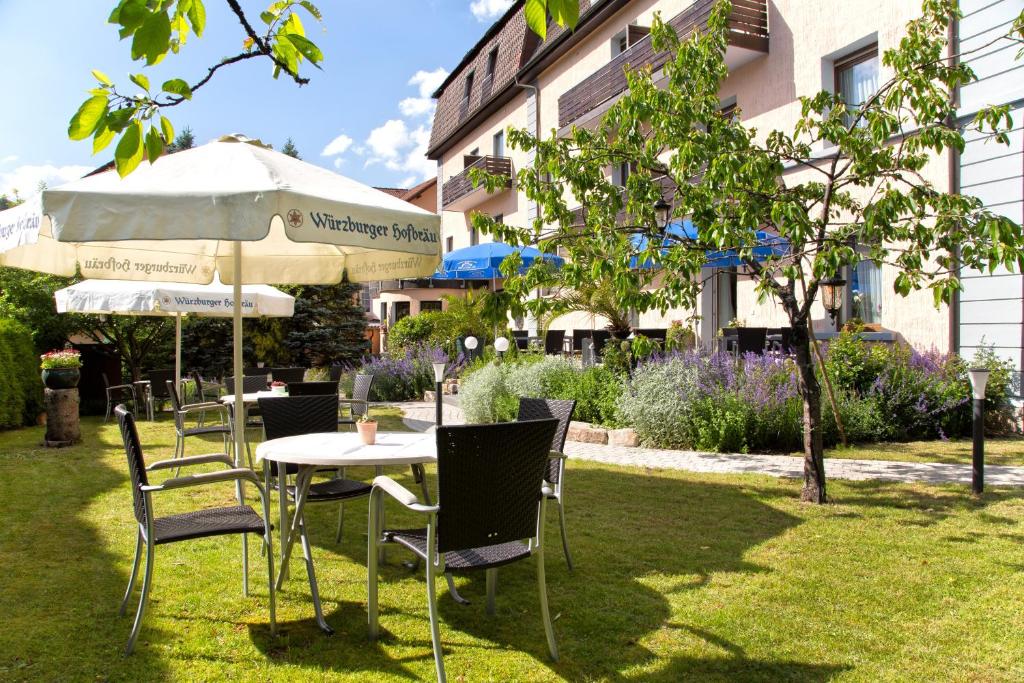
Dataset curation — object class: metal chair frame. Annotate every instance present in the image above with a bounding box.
[114,405,275,655]
[103,372,138,422]
[166,380,232,473]
[339,373,373,427]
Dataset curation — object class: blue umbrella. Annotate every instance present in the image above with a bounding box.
[434,241,565,280]
[630,220,789,269]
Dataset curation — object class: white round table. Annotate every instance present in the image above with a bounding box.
[256,431,436,633]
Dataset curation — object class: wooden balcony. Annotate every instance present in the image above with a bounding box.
[441,155,513,211]
[558,0,769,128]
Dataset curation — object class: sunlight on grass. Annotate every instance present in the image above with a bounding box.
[1,414,1022,681]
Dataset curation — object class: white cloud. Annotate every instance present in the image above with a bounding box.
[408,68,449,98]
[399,97,435,118]
[320,133,353,157]
[366,119,410,161]
[1,155,17,164]
[333,158,346,169]
[399,175,418,188]
[0,163,92,198]
[470,0,514,22]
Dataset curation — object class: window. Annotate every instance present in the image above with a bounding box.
[379,302,388,325]
[719,101,737,120]
[851,254,883,324]
[486,48,498,78]
[446,236,453,253]
[394,301,411,323]
[834,45,878,128]
[612,161,631,188]
[470,226,479,246]
[420,300,443,313]
[611,30,628,58]
[463,71,475,101]
[493,130,504,157]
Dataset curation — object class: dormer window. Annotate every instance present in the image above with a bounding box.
[486,48,498,78]
[464,71,475,101]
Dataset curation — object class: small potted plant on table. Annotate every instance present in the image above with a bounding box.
[356,412,377,445]
[40,348,82,389]
[270,380,288,396]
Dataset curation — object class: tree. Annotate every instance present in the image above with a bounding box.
[283,282,368,367]
[69,0,324,176]
[281,137,301,159]
[167,125,195,152]
[476,0,1024,503]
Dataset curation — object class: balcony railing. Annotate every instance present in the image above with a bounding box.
[558,0,768,128]
[441,155,513,211]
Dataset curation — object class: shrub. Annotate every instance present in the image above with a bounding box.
[459,362,513,423]
[0,318,43,429]
[387,312,445,350]
[346,345,461,402]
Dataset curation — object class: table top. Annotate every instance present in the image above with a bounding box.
[219,391,278,404]
[256,431,436,467]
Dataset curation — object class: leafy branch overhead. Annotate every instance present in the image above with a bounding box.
[69,0,324,177]
[523,0,580,39]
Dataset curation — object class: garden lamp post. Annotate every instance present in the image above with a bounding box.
[494,335,510,362]
[464,335,479,361]
[432,361,446,427]
[968,367,990,494]
[821,276,847,326]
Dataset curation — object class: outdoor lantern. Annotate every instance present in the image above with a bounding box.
[464,336,479,350]
[494,336,510,353]
[654,197,672,231]
[432,362,446,384]
[968,368,990,400]
[432,361,446,427]
[820,276,847,324]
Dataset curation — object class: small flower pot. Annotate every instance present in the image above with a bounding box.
[41,368,80,390]
[356,421,378,445]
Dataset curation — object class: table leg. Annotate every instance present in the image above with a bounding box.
[277,466,313,590]
[375,464,386,564]
[298,509,333,634]
[278,467,290,583]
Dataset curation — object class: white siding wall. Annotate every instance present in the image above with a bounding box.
[957,0,1024,396]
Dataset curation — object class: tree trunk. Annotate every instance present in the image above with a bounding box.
[791,322,827,503]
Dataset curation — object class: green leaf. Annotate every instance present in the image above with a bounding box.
[282,33,323,67]
[68,95,109,140]
[161,78,192,99]
[524,0,547,39]
[131,9,171,65]
[130,73,150,92]
[298,1,322,20]
[548,0,578,29]
[115,121,145,177]
[91,69,112,86]
[112,0,148,33]
[260,10,276,25]
[159,115,174,144]
[105,107,135,133]
[92,123,116,155]
[187,0,206,36]
[144,125,165,164]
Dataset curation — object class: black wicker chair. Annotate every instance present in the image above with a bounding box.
[224,375,270,393]
[114,405,275,655]
[271,367,306,384]
[258,395,373,545]
[339,373,374,427]
[103,372,138,422]
[144,369,176,420]
[288,381,340,396]
[166,380,232,473]
[544,330,565,355]
[192,370,224,402]
[518,397,578,570]
[369,419,561,683]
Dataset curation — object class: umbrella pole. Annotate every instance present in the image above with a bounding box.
[175,313,182,400]
[232,243,244,470]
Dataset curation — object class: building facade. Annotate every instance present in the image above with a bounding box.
[425,0,1021,388]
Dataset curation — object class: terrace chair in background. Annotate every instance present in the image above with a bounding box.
[368,418,561,683]
[103,372,138,422]
[544,330,565,356]
[258,394,373,545]
[166,380,232,472]
[144,369,176,420]
[114,405,275,655]
[288,381,340,396]
[518,397,578,570]
[271,367,306,384]
[339,374,374,428]
[224,375,270,394]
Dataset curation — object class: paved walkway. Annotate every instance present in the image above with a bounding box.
[392,401,1024,487]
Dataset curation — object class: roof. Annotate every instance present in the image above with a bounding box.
[401,177,436,201]
[373,187,409,198]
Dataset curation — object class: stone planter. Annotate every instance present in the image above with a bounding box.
[41,367,80,390]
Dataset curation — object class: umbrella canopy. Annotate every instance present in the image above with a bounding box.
[630,220,789,269]
[0,135,440,284]
[54,278,295,393]
[434,241,564,280]
[0,134,441,469]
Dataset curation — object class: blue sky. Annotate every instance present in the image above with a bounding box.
[0,0,516,198]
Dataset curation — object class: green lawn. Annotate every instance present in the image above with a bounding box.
[2,414,1023,681]
[806,436,1024,467]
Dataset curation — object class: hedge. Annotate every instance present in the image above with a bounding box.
[0,318,43,429]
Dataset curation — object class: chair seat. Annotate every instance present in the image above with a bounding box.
[382,528,532,572]
[284,478,372,502]
[152,505,265,545]
[182,424,231,437]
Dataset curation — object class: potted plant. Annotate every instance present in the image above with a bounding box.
[356,412,377,445]
[270,380,288,396]
[40,349,82,390]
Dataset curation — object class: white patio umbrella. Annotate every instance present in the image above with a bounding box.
[54,277,296,396]
[0,134,441,468]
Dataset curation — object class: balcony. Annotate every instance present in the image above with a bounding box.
[441,155,513,211]
[558,0,769,129]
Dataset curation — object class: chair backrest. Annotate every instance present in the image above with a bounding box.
[147,369,175,398]
[736,327,767,354]
[115,405,151,528]
[259,395,339,440]
[271,367,306,384]
[592,330,611,355]
[191,371,210,402]
[328,366,345,382]
[288,381,340,396]
[225,375,269,393]
[517,398,576,483]
[350,374,374,417]
[243,367,268,377]
[544,330,565,355]
[435,419,558,554]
